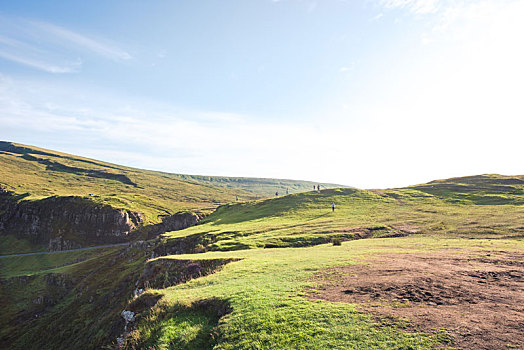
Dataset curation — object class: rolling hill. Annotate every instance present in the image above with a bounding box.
[0,141,345,253]
[1,143,523,349]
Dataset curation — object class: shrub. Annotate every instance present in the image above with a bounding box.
[332,238,342,246]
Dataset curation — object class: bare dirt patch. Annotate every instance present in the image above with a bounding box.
[309,250,524,349]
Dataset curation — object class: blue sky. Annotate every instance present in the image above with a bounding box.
[1,0,523,188]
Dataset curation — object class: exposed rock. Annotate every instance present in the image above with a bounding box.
[44,273,73,289]
[146,212,203,239]
[152,232,213,256]
[48,237,82,252]
[133,288,145,298]
[139,257,240,289]
[121,310,135,332]
[121,310,135,323]
[0,192,143,250]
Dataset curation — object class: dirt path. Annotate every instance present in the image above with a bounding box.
[309,250,524,349]
[0,242,130,258]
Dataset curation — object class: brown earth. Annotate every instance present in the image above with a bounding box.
[309,250,524,349]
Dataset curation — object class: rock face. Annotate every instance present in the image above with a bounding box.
[146,212,202,239]
[139,257,240,289]
[0,192,143,250]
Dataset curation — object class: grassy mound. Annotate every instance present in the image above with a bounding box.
[410,174,524,205]
[161,185,524,251]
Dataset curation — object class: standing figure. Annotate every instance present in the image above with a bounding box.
[331,202,335,212]
[275,192,279,196]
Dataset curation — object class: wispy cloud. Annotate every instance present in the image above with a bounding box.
[0,51,81,73]
[339,62,357,73]
[379,0,442,14]
[376,0,524,46]
[0,33,81,73]
[372,12,384,21]
[0,15,131,73]
[29,20,132,61]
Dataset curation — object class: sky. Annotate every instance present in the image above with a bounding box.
[1,0,523,188]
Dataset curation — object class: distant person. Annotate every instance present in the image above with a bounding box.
[275,192,278,196]
[313,185,316,191]
[256,194,258,200]
[331,202,335,212]
[286,188,289,195]
[236,195,238,201]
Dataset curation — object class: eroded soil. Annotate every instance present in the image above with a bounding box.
[309,250,524,349]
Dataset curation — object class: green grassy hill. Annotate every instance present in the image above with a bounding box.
[157,181,524,252]
[2,148,523,350]
[409,174,524,205]
[0,141,346,252]
[173,174,346,196]
[122,176,524,349]
[0,141,251,220]
[0,141,345,212]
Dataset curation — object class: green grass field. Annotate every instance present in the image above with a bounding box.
[123,175,524,349]
[124,236,524,349]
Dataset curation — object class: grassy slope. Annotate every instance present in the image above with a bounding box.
[0,245,124,279]
[125,175,524,348]
[173,174,346,196]
[410,174,524,205]
[161,182,524,251]
[0,141,346,222]
[0,141,253,223]
[0,235,45,254]
[127,237,524,349]
[0,246,149,349]
[3,168,524,349]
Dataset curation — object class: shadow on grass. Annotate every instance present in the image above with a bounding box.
[125,298,231,350]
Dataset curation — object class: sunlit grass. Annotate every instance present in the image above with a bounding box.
[130,236,523,349]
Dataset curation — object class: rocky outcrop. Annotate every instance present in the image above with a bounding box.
[47,236,83,251]
[139,257,238,289]
[145,212,203,239]
[0,192,143,250]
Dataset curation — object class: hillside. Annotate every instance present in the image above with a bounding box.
[0,141,345,252]
[0,141,249,218]
[0,141,344,204]
[173,174,346,196]
[158,176,524,251]
[1,170,523,349]
[409,174,524,205]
